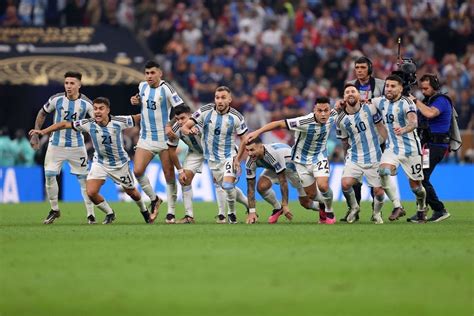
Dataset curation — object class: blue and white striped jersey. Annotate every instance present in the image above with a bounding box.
[167,121,204,154]
[138,80,184,142]
[336,103,383,164]
[72,116,135,168]
[285,110,337,164]
[191,104,248,162]
[245,143,296,179]
[43,93,93,147]
[372,96,421,156]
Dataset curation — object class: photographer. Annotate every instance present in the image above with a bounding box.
[408,74,451,222]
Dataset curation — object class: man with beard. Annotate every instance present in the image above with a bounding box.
[247,97,337,224]
[182,86,249,224]
[372,75,427,223]
[336,83,388,224]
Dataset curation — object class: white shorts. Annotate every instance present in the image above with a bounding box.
[295,159,330,187]
[136,138,168,154]
[261,169,307,197]
[183,152,204,174]
[208,158,236,184]
[342,160,382,188]
[381,149,424,181]
[88,161,135,189]
[44,145,88,176]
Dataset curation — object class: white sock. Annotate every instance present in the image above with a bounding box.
[342,187,358,211]
[321,188,333,212]
[215,184,226,216]
[78,177,95,217]
[412,186,427,211]
[182,185,194,217]
[235,187,249,208]
[308,200,319,211]
[225,188,237,215]
[166,182,177,215]
[261,188,281,210]
[135,198,147,213]
[315,191,325,203]
[374,194,384,214]
[45,175,59,211]
[381,175,402,208]
[136,175,157,201]
[96,200,113,215]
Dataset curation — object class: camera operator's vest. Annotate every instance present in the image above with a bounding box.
[418,93,462,152]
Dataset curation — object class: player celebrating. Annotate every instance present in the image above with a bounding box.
[168,104,248,223]
[372,75,427,223]
[29,71,96,224]
[181,86,248,224]
[245,138,327,224]
[30,97,152,224]
[130,60,186,224]
[336,83,388,224]
[247,97,337,224]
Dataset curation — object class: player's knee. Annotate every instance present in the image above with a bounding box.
[373,187,385,198]
[133,168,144,178]
[341,180,353,191]
[318,183,329,193]
[222,181,235,191]
[378,167,392,176]
[86,187,98,199]
[299,197,312,209]
[411,185,423,194]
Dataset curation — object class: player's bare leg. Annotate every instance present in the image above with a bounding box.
[159,149,177,223]
[134,148,162,220]
[86,179,115,224]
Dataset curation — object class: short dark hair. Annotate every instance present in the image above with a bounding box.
[420,73,441,90]
[385,74,404,85]
[216,86,231,94]
[64,71,82,80]
[343,82,358,92]
[315,96,330,104]
[174,104,192,116]
[93,97,110,108]
[145,60,161,69]
[246,136,262,145]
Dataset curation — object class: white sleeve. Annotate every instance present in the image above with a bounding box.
[245,158,257,179]
[164,83,184,108]
[285,114,313,132]
[72,119,91,133]
[43,96,57,114]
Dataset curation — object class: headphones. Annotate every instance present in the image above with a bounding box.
[355,56,373,76]
[428,74,441,90]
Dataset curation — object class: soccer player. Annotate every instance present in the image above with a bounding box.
[245,138,326,224]
[336,83,388,224]
[29,71,96,224]
[181,86,248,224]
[168,104,248,223]
[343,56,386,222]
[130,60,186,224]
[247,97,337,224]
[30,97,152,224]
[372,75,427,223]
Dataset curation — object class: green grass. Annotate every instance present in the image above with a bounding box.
[1,201,473,316]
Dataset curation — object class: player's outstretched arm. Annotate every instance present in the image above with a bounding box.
[277,172,293,221]
[29,121,72,137]
[246,177,258,224]
[181,119,197,135]
[246,120,286,143]
[30,108,48,150]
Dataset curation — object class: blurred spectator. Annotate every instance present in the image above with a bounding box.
[117,0,134,30]
[0,128,17,167]
[12,129,35,166]
[0,4,23,26]
[18,0,46,25]
[62,0,85,26]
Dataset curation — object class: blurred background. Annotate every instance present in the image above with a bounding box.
[0,0,472,202]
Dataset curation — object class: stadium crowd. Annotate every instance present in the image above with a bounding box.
[0,0,473,167]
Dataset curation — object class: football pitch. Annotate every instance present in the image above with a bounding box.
[1,201,473,316]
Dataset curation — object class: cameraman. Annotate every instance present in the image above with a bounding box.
[408,74,451,222]
[341,56,385,222]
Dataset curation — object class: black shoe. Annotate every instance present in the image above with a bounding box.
[102,212,115,224]
[407,210,427,223]
[87,214,96,224]
[215,214,226,224]
[428,211,451,222]
[149,196,162,215]
[44,210,60,224]
[228,213,237,224]
[141,211,151,224]
[165,213,176,224]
